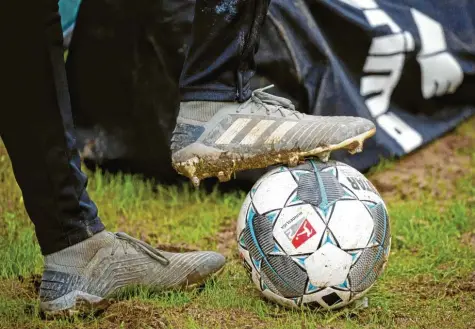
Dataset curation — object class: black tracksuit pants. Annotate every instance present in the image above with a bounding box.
[0,0,269,255]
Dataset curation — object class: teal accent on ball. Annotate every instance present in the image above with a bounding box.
[239,233,246,248]
[252,258,262,271]
[350,251,360,262]
[295,257,307,267]
[266,210,279,223]
[324,231,336,245]
[272,244,282,253]
[338,280,349,289]
[306,282,319,293]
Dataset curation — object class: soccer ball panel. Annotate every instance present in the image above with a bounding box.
[328,200,374,250]
[348,245,388,292]
[290,170,313,183]
[291,160,337,172]
[304,243,352,287]
[261,288,300,309]
[260,255,308,298]
[238,248,255,282]
[238,243,252,267]
[250,167,280,196]
[251,264,262,289]
[285,190,306,207]
[296,170,345,207]
[236,193,252,237]
[301,287,351,310]
[321,165,338,178]
[252,170,298,214]
[273,204,326,255]
[336,164,383,204]
[368,202,391,248]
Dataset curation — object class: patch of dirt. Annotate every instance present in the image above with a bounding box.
[442,274,475,296]
[75,300,273,329]
[99,301,169,329]
[389,273,475,299]
[17,274,42,294]
[166,306,270,329]
[0,275,41,300]
[369,125,474,201]
[216,220,237,257]
[462,232,475,252]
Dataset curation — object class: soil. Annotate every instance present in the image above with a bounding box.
[369,126,474,201]
[462,232,475,252]
[216,220,237,258]
[167,306,270,329]
[88,301,169,329]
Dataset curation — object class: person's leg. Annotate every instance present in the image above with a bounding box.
[180,0,270,102]
[0,0,224,314]
[172,0,376,186]
[0,0,104,256]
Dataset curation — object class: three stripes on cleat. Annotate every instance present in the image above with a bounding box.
[215,118,298,146]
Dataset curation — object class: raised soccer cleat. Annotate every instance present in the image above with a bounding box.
[171,86,376,186]
[39,231,225,315]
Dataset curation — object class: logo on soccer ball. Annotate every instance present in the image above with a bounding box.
[285,218,316,248]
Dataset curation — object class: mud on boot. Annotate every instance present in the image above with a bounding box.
[171,86,376,187]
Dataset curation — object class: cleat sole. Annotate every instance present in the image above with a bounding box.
[316,151,331,162]
[40,266,226,318]
[174,127,376,183]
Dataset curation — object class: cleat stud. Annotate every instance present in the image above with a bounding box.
[287,154,300,167]
[191,176,201,188]
[348,141,363,155]
[316,151,331,162]
[217,171,232,183]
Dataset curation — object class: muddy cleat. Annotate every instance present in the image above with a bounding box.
[171,86,376,183]
[39,231,225,314]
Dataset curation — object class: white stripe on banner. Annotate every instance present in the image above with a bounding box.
[215,118,252,145]
[265,121,298,145]
[240,120,275,145]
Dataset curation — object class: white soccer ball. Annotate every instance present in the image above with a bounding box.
[236,160,391,309]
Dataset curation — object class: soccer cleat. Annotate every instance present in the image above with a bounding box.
[39,231,225,315]
[171,86,376,186]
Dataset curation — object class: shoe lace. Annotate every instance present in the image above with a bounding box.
[111,232,170,266]
[245,85,303,119]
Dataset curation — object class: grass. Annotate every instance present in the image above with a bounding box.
[0,118,474,329]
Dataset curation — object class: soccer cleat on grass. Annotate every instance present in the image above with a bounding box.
[39,231,225,315]
[171,86,376,186]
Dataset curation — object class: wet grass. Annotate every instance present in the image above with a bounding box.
[0,118,474,329]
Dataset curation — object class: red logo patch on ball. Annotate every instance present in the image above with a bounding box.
[290,219,316,248]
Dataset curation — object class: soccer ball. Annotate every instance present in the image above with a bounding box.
[236,159,391,309]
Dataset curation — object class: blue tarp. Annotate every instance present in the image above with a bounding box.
[60,0,474,179]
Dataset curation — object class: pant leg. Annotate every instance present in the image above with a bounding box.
[179,0,270,102]
[0,0,104,255]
